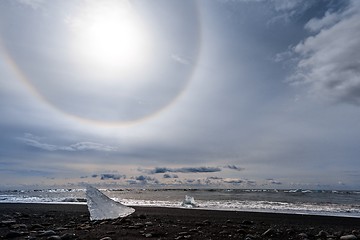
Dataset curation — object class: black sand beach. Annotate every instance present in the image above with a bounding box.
[0,203,359,239]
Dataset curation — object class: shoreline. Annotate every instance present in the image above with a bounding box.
[1,203,360,239]
[1,201,359,219]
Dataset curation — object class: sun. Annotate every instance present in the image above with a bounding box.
[69,1,152,77]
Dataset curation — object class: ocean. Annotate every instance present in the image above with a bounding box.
[1,188,359,218]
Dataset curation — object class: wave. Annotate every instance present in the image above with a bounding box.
[1,189,359,218]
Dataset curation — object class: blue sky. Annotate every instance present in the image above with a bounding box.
[1,0,360,190]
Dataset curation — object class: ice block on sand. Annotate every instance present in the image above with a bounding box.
[181,195,198,208]
[86,185,135,220]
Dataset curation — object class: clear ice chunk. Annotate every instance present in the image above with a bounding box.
[86,185,135,220]
[181,195,198,208]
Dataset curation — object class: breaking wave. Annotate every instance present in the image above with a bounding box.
[1,188,359,218]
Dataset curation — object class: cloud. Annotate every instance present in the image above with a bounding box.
[126,180,138,185]
[266,178,282,185]
[171,54,190,65]
[135,175,153,181]
[289,1,360,105]
[17,0,45,10]
[223,178,243,184]
[305,11,343,32]
[18,133,118,152]
[19,138,73,151]
[271,0,304,12]
[134,175,159,184]
[100,174,126,180]
[221,178,257,186]
[207,176,223,180]
[140,166,222,174]
[185,179,198,184]
[69,142,118,151]
[204,176,224,185]
[163,174,179,178]
[224,165,244,171]
[268,0,315,24]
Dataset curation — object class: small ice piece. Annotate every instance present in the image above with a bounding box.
[181,195,198,208]
[86,185,135,220]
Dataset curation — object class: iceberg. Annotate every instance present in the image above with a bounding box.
[86,185,135,220]
[181,195,198,208]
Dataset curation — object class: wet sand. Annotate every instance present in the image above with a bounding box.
[0,203,359,239]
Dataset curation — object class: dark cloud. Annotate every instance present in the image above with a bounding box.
[135,175,159,184]
[220,178,256,186]
[266,178,282,185]
[207,176,223,180]
[224,165,244,171]
[126,179,137,185]
[204,176,223,185]
[100,174,126,180]
[140,166,221,174]
[246,180,257,186]
[163,174,179,178]
[135,175,151,181]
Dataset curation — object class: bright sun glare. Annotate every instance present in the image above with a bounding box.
[70,1,152,77]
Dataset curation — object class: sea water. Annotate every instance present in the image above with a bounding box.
[0,188,359,218]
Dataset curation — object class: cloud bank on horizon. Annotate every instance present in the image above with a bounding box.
[1,0,360,190]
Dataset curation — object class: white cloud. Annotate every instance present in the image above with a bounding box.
[273,50,294,63]
[268,0,314,24]
[171,54,190,65]
[222,178,243,184]
[266,178,282,185]
[289,1,360,105]
[69,142,118,151]
[218,0,312,24]
[18,134,118,152]
[305,11,342,32]
[20,138,72,151]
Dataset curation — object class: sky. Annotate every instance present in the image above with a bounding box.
[1,0,360,190]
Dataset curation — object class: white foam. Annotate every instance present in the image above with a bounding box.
[1,189,360,218]
[114,199,360,218]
